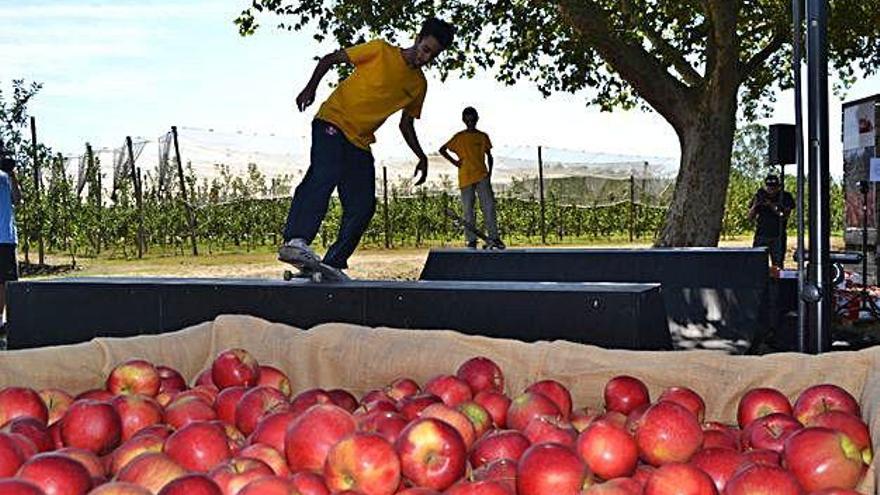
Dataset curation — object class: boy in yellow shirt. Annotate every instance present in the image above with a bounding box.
[439,107,504,249]
[279,18,455,276]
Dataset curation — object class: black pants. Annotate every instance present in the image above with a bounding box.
[754,234,786,268]
[0,244,18,282]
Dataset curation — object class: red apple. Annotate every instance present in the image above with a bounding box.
[2,417,52,452]
[471,458,517,493]
[74,389,114,402]
[248,410,298,453]
[285,404,356,473]
[290,389,334,416]
[356,410,408,445]
[398,394,442,421]
[238,443,289,477]
[214,387,248,426]
[257,365,291,398]
[517,443,589,495]
[603,376,650,416]
[506,392,561,432]
[385,378,421,402]
[0,431,26,476]
[165,395,217,429]
[736,387,792,429]
[0,479,47,495]
[523,415,577,448]
[807,489,862,495]
[576,419,638,480]
[238,476,295,495]
[474,391,511,428]
[420,403,476,449]
[16,452,93,495]
[133,424,174,440]
[657,387,705,423]
[397,489,442,495]
[111,395,164,442]
[108,434,165,475]
[38,389,73,426]
[211,349,261,389]
[723,463,802,495]
[289,470,331,495]
[635,401,703,466]
[193,369,216,388]
[742,448,781,466]
[182,386,219,405]
[107,359,161,397]
[88,482,153,495]
[701,430,739,451]
[458,401,493,439]
[643,462,716,495]
[157,474,223,495]
[624,404,649,435]
[806,411,871,455]
[165,421,232,473]
[328,389,360,413]
[525,380,572,420]
[362,398,398,414]
[0,387,49,426]
[324,432,401,495]
[782,427,865,492]
[361,389,393,406]
[235,386,290,435]
[571,407,601,433]
[55,446,105,481]
[456,357,505,395]
[8,431,38,459]
[157,365,188,394]
[60,400,121,455]
[689,447,747,492]
[48,423,63,450]
[583,478,642,495]
[793,384,860,425]
[470,429,531,468]
[632,465,655,488]
[394,418,466,491]
[117,452,187,494]
[209,457,274,495]
[424,375,472,408]
[741,413,802,453]
[445,480,512,495]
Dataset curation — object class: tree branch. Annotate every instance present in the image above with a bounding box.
[740,30,786,81]
[557,1,695,130]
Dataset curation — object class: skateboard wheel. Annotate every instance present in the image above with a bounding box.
[283,270,293,281]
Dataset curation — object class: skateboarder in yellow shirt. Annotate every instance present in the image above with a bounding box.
[279,18,455,275]
[439,107,504,249]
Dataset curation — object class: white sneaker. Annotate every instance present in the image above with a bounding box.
[278,238,321,267]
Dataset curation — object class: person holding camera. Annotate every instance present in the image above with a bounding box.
[749,174,794,268]
[0,152,20,324]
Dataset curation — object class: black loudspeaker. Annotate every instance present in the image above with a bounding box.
[769,124,797,165]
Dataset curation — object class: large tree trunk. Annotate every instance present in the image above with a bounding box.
[655,98,738,246]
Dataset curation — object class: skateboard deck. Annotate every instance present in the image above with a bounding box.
[281,258,350,283]
[443,207,505,250]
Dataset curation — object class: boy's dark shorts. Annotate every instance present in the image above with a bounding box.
[0,244,18,283]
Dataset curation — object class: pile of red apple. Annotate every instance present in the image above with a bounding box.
[0,350,873,495]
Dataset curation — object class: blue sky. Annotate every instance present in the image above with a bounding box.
[3,0,880,177]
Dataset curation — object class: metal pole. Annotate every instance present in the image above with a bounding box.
[171,126,198,256]
[30,116,44,266]
[383,166,390,248]
[806,0,831,353]
[629,174,635,243]
[538,146,546,244]
[126,136,145,258]
[86,143,101,254]
[793,0,808,352]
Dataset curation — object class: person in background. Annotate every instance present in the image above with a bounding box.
[439,106,504,249]
[749,174,794,268]
[0,149,21,329]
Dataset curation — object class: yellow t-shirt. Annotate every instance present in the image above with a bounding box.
[445,130,492,188]
[316,39,427,151]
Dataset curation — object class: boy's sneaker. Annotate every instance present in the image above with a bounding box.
[487,238,506,250]
[278,238,321,267]
[466,240,478,249]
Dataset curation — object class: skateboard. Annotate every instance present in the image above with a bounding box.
[281,258,350,283]
[443,207,505,250]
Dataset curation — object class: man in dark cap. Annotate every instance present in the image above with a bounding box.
[749,174,795,267]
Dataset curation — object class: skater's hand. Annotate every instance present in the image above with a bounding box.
[296,85,317,111]
[413,156,428,186]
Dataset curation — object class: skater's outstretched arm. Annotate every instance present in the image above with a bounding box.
[400,113,429,186]
[296,49,350,111]
[486,149,494,176]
